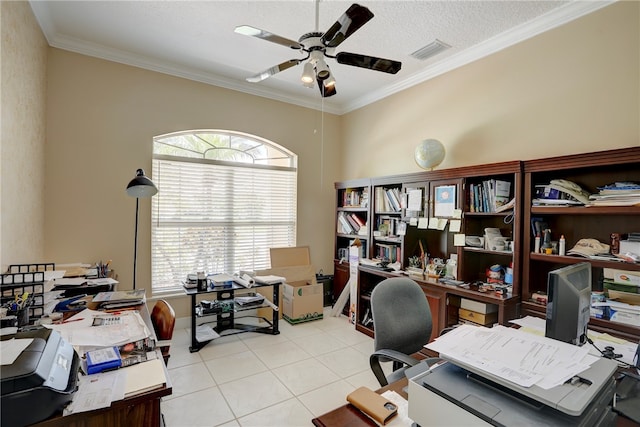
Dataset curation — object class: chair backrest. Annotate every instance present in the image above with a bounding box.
[151,299,175,364]
[370,277,432,356]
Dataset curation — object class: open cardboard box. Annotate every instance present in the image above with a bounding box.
[256,246,323,324]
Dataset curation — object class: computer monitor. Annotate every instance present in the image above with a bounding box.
[545,262,591,346]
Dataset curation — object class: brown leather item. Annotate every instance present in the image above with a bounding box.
[346,386,398,425]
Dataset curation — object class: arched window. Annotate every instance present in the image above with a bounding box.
[151,130,297,294]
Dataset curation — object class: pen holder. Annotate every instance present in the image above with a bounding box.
[7,307,29,327]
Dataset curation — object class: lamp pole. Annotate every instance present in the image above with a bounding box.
[133,197,140,290]
[126,169,158,291]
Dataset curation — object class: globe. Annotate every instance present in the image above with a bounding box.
[415,139,445,170]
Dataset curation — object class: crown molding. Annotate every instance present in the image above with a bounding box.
[341,0,615,114]
[30,0,614,116]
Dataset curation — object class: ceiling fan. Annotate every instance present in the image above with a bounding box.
[234,2,402,98]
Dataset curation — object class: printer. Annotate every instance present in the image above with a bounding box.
[1,328,80,427]
[407,357,618,426]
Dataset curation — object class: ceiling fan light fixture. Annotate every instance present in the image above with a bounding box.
[323,69,336,88]
[301,61,315,86]
[315,58,330,81]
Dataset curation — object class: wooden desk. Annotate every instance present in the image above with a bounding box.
[31,303,172,427]
[311,372,638,427]
[311,379,407,427]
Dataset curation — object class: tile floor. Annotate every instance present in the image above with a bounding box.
[162,307,387,427]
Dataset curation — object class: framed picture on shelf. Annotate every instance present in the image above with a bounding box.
[434,184,456,217]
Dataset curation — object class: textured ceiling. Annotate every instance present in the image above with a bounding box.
[30,1,613,114]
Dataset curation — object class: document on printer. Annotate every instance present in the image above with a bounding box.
[0,338,33,365]
[426,324,592,389]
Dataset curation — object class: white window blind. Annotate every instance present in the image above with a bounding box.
[151,157,297,294]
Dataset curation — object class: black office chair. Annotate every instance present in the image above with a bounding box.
[369,277,434,387]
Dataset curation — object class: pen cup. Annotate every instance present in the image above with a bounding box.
[8,308,29,327]
[197,272,208,291]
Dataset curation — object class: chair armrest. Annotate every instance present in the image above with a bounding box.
[369,349,419,387]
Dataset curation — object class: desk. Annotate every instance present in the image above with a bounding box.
[312,379,407,427]
[185,282,280,352]
[31,303,172,427]
[311,371,639,427]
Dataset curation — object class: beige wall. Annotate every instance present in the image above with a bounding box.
[45,50,340,317]
[1,1,48,269]
[3,1,639,319]
[341,1,639,179]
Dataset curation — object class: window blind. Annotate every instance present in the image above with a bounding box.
[151,157,297,294]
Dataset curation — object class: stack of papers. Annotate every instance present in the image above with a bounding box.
[92,290,145,309]
[588,182,640,207]
[235,295,264,306]
[426,324,594,389]
[253,275,285,285]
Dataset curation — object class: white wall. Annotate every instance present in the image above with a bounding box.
[340,1,639,179]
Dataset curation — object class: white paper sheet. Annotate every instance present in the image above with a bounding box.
[0,338,33,365]
[426,324,592,389]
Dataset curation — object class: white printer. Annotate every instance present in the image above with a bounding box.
[407,358,618,426]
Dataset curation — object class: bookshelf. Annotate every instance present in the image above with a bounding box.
[372,180,403,264]
[521,147,640,342]
[334,179,371,306]
[335,162,523,338]
[336,150,640,343]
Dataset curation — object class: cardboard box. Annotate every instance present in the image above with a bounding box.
[460,298,498,314]
[458,308,498,326]
[282,280,323,324]
[256,247,323,324]
[268,246,311,267]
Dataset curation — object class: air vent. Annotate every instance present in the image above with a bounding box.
[410,39,451,61]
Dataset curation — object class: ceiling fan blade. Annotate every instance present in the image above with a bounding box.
[317,78,337,98]
[235,25,303,50]
[321,4,374,48]
[246,59,302,83]
[336,52,402,74]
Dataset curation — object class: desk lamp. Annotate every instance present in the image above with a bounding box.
[126,169,158,290]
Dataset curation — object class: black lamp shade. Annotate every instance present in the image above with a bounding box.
[126,169,158,198]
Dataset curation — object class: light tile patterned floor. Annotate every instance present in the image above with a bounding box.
[162,307,384,427]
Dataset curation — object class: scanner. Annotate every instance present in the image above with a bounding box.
[407,358,618,426]
[1,328,80,427]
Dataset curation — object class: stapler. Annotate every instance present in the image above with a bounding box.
[54,294,88,312]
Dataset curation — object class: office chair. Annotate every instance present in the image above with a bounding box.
[369,277,433,387]
[151,299,176,366]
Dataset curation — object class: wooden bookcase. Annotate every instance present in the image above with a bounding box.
[521,147,640,342]
[334,178,371,310]
[334,162,524,338]
[335,149,640,343]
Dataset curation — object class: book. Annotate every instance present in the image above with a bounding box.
[86,346,122,374]
[92,289,146,309]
